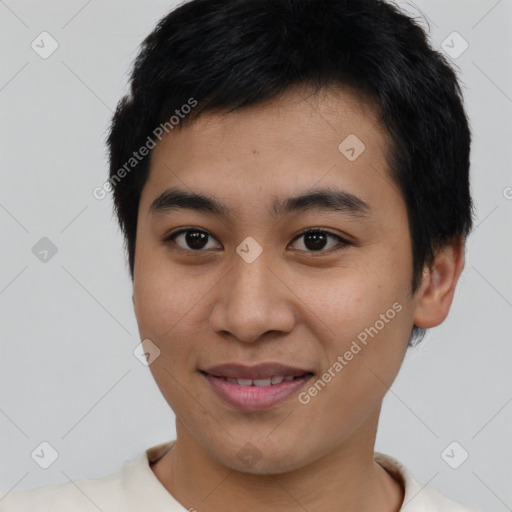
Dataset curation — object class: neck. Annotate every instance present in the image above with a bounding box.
[151,412,404,512]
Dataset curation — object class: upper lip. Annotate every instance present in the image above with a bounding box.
[201,363,314,380]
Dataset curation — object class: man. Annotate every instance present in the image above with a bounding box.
[2,0,477,510]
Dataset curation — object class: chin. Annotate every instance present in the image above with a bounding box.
[209,436,311,475]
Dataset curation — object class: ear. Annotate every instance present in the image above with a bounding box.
[412,235,466,329]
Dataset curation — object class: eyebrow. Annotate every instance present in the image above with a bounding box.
[149,186,371,220]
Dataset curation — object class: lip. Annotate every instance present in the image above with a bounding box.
[200,363,314,411]
[201,362,312,380]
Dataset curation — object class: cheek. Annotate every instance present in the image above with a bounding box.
[298,265,412,391]
[134,246,195,332]
[132,258,208,409]
[133,252,220,374]
[299,264,406,336]
[294,285,411,443]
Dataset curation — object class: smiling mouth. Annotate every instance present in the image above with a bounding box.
[199,367,315,411]
[199,371,314,387]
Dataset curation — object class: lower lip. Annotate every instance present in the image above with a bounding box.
[202,372,313,411]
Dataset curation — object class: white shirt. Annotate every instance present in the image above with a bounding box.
[0,440,478,511]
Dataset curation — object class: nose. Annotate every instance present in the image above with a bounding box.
[209,249,296,343]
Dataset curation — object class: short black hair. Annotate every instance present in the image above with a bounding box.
[107,0,473,345]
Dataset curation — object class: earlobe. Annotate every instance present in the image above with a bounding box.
[413,236,466,329]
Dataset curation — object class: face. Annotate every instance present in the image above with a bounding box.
[133,86,422,474]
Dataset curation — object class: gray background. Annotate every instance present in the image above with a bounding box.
[1,0,511,510]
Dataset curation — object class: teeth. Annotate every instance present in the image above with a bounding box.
[221,376,300,386]
[253,378,271,386]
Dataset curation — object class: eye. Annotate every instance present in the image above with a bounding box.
[289,229,348,254]
[163,227,349,255]
[164,228,221,251]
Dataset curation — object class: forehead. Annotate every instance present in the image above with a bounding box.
[156,85,387,156]
[142,86,400,220]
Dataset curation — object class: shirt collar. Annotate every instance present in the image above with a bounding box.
[122,441,457,512]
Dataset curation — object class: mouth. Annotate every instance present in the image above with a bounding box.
[201,374,310,386]
[199,363,315,410]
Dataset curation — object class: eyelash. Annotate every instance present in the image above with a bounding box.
[162,227,349,256]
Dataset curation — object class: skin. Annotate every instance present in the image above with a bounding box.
[132,85,465,512]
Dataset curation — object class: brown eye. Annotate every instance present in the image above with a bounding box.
[289,229,348,253]
[165,229,221,251]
